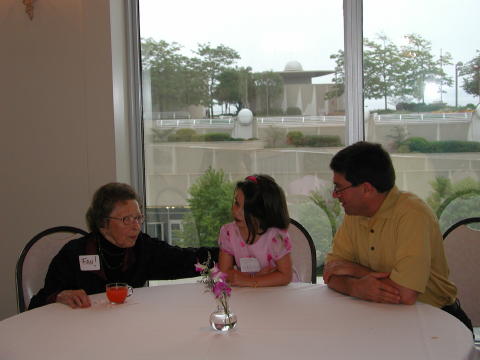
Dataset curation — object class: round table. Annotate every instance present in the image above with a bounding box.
[0,283,476,359]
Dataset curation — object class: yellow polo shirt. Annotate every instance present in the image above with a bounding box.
[326,186,457,307]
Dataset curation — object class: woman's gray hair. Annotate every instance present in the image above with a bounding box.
[85,182,142,232]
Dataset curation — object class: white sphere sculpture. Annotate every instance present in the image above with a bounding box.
[237,108,253,126]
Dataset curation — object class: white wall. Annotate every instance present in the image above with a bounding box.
[0,0,130,320]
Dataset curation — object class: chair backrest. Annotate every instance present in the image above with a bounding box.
[16,226,88,312]
[288,218,317,283]
[443,217,480,327]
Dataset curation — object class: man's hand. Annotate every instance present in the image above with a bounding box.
[323,260,371,284]
[351,272,401,304]
[56,289,91,308]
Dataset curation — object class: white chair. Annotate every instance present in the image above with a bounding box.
[16,226,88,312]
[288,218,317,283]
[443,217,480,343]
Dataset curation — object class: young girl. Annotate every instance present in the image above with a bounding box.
[218,174,298,287]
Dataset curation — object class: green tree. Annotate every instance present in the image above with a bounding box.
[194,43,241,118]
[325,50,344,100]
[253,71,284,116]
[437,49,454,103]
[177,168,235,247]
[215,67,255,114]
[327,33,453,106]
[460,50,480,98]
[399,34,449,103]
[141,38,204,112]
[363,34,401,110]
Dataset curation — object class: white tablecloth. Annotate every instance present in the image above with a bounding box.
[0,283,477,360]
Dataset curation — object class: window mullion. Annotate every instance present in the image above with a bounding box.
[343,0,364,144]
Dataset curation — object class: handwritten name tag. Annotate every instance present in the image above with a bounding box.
[239,257,261,273]
[79,255,100,271]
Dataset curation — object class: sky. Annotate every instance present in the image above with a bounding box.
[139,0,480,110]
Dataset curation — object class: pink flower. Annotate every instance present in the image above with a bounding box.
[267,253,273,262]
[240,241,245,247]
[213,281,231,298]
[195,262,206,272]
[272,237,277,243]
[211,264,228,282]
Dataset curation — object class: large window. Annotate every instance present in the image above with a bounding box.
[135,0,480,273]
[362,0,480,232]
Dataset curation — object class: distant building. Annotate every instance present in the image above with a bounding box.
[274,60,344,116]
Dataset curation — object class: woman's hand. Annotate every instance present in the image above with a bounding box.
[56,289,91,308]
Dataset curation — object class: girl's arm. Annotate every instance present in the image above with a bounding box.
[219,249,235,272]
[227,253,293,287]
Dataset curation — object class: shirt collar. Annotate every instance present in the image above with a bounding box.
[372,185,400,220]
[357,186,400,226]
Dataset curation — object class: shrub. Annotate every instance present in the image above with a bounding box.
[402,137,480,153]
[168,128,197,142]
[285,107,302,115]
[286,131,304,146]
[204,133,232,141]
[302,135,342,147]
[402,137,432,152]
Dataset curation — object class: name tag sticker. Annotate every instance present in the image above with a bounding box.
[239,257,261,273]
[79,255,100,271]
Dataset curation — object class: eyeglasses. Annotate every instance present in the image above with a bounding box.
[332,184,355,195]
[107,215,144,225]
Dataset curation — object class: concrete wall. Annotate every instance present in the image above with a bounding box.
[0,0,130,320]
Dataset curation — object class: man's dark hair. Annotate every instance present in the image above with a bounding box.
[235,174,290,244]
[85,182,142,232]
[329,141,395,193]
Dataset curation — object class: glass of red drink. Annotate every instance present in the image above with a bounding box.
[106,283,133,304]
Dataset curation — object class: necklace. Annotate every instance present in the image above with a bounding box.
[98,240,125,270]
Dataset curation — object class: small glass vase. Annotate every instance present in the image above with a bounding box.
[209,304,237,332]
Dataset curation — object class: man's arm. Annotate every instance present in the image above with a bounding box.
[324,260,418,304]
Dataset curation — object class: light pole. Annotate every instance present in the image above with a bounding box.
[455,62,463,108]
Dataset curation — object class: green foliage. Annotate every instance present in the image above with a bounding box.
[150,128,175,143]
[303,135,342,147]
[363,34,401,110]
[402,137,480,153]
[385,126,409,152]
[286,132,342,148]
[167,128,198,142]
[426,177,480,233]
[203,133,233,141]
[460,50,480,97]
[285,107,302,115]
[194,43,241,117]
[178,168,235,247]
[215,67,256,114]
[327,33,454,108]
[263,126,287,148]
[286,131,304,146]
[253,71,284,116]
[395,102,447,112]
[141,38,206,111]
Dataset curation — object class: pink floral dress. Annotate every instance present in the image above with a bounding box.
[218,222,299,282]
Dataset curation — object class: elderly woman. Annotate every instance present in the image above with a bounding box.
[29,182,218,309]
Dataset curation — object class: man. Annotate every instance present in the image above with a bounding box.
[323,141,473,331]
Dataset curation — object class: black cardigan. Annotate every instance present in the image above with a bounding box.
[29,232,218,309]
